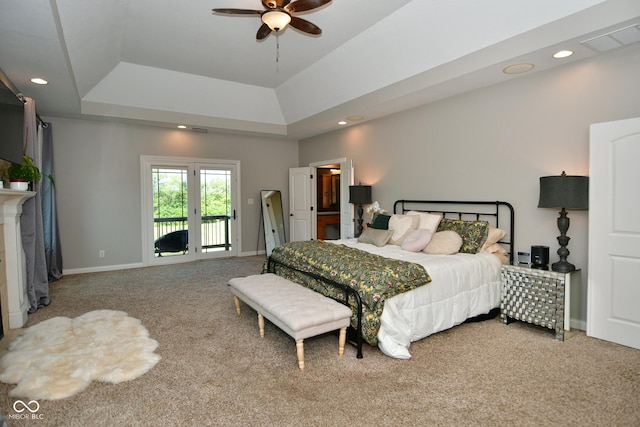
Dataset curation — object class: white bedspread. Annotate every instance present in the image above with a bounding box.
[329,239,502,359]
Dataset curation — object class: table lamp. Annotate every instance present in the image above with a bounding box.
[538,171,589,272]
[349,184,372,237]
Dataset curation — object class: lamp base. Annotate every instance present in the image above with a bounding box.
[356,204,364,237]
[552,260,576,273]
[552,207,576,273]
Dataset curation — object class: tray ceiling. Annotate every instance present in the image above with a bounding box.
[1,0,638,139]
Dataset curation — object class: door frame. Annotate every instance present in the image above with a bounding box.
[140,155,241,266]
[309,158,354,239]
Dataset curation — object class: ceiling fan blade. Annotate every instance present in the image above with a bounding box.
[285,0,330,13]
[262,0,292,9]
[256,23,272,40]
[289,16,321,35]
[212,8,262,15]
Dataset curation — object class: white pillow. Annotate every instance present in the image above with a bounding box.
[388,214,419,245]
[401,229,433,252]
[407,211,443,233]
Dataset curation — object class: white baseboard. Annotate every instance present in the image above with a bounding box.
[240,250,266,257]
[63,252,266,275]
[63,262,145,275]
[570,318,586,331]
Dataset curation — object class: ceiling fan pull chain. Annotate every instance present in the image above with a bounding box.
[276,33,281,65]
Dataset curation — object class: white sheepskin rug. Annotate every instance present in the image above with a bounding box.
[0,310,161,400]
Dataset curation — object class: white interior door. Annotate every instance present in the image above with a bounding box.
[289,167,312,242]
[588,117,640,350]
[339,159,355,238]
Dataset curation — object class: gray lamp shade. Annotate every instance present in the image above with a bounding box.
[538,172,589,209]
[349,185,372,205]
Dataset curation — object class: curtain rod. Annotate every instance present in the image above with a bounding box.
[1,69,46,126]
[16,92,46,126]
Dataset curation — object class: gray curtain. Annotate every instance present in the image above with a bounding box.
[21,98,50,312]
[41,122,63,281]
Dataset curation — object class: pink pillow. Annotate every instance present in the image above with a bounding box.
[481,227,507,251]
[481,242,510,264]
[401,229,433,252]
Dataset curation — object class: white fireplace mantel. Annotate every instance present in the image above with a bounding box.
[0,188,36,330]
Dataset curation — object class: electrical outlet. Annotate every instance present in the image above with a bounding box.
[99,250,105,258]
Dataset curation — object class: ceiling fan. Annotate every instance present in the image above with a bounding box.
[213,0,331,40]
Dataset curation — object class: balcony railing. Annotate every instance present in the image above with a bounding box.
[154,215,231,252]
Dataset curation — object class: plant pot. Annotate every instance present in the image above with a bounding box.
[9,180,29,191]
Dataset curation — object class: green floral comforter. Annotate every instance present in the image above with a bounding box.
[263,240,431,346]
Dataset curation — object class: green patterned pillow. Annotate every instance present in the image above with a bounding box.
[436,218,489,254]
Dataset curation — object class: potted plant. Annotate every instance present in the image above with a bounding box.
[6,153,41,191]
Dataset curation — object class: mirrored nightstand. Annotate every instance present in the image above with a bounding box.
[500,264,579,341]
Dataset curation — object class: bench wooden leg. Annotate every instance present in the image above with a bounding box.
[338,327,347,356]
[233,295,241,315]
[296,339,304,370]
[258,313,265,337]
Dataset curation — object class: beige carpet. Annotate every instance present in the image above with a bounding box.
[1,256,638,426]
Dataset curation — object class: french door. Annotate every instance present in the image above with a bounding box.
[141,156,239,265]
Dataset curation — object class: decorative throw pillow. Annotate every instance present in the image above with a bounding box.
[436,218,490,254]
[401,229,433,252]
[481,227,507,251]
[406,211,443,234]
[370,214,391,230]
[423,231,463,255]
[388,214,419,245]
[358,228,393,247]
[481,243,509,264]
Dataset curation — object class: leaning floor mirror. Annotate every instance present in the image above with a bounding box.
[261,190,286,256]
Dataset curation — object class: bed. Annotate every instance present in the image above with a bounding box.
[264,200,514,359]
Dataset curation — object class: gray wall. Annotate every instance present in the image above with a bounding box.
[46,117,298,271]
[299,44,640,329]
[42,44,640,327]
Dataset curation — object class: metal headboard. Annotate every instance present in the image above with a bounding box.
[393,200,515,264]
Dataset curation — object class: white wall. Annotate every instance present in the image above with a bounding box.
[299,44,640,329]
[45,117,298,271]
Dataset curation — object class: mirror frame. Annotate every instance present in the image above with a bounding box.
[261,190,286,256]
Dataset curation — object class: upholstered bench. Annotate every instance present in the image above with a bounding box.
[228,273,352,370]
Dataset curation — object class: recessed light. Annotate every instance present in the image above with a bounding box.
[553,50,574,59]
[346,115,364,121]
[338,121,347,125]
[30,78,48,85]
[177,125,187,129]
[502,63,535,75]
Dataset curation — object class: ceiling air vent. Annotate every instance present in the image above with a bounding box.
[191,127,208,133]
[581,24,640,53]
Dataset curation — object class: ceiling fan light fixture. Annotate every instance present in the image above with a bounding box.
[261,10,291,32]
